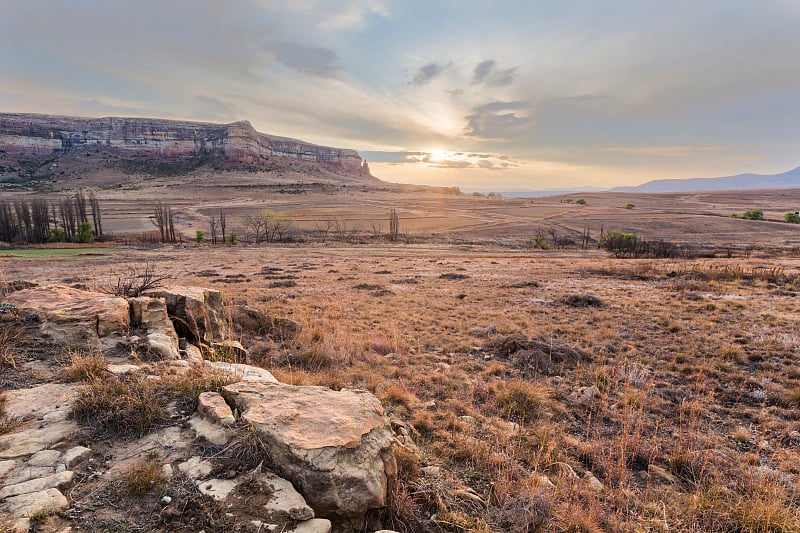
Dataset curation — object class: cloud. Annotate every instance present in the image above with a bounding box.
[464,101,531,140]
[192,95,238,121]
[471,60,516,87]
[408,62,447,86]
[269,42,339,77]
[360,150,519,170]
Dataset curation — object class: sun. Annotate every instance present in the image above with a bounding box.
[428,149,450,162]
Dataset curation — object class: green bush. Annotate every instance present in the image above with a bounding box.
[623,203,635,209]
[195,230,205,243]
[742,209,764,220]
[48,228,66,243]
[576,199,586,205]
[784,212,800,224]
[76,222,93,243]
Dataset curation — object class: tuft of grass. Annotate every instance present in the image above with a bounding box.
[122,455,167,495]
[495,380,552,422]
[559,293,605,308]
[383,385,417,408]
[63,350,107,382]
[73,375,164,437]
[0,326,17,369]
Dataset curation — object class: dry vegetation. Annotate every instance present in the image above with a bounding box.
[4,240,800,532]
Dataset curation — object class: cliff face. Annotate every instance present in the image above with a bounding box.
[0,113,370,180]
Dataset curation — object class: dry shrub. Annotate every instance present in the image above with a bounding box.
[73,375,164,437]
[0,325,17,369]
[557,501,606,533]
[161,366,239,412]
[383,385,417,408]
[411,411,435,435]
[483,334,590,376]
[559,293,605,308]
[122,455,166,495]
[63,350,107,382]
[495,380,552,422]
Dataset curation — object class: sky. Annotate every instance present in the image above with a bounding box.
[2,0,800,190]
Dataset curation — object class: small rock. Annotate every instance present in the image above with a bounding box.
[188,416,232,446]
[261,471,314,521]
[13,518,30,532]
[453,488,486,508]
[422,466,441,478]
[648,465,676,484]
[184,344,205,365]
[147,332,181,360]
[178,456,213,480]
[0,470,74,499]
[0,459,19,478]
[3,487,69,518]
[584,472,603,492]
[206,361,278,383]
[107,363,141,376]
[759,440,774,453]
[161,495,172,505]
[198,391,236,426]
[55,464,66,474]
[582,385,597,399]
[287,519,331,533]
[62,445,92,468]
[27,449,61,467]
[197,478,238,500]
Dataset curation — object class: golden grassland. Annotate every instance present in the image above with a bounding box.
[3,243,800,532]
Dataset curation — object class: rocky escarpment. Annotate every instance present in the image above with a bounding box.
[0,113,375,182]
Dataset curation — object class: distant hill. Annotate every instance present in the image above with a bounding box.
[0,113,377,185]
[613,166,800,193]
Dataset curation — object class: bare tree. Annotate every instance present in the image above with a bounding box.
[75,190,88,224]
[314,216,334,242]
[389,208,399,242]
[219,209,227,244]
[154,203,167,243]
[208,216,218,246]
[88,191,103,238]
[244,214,267,244]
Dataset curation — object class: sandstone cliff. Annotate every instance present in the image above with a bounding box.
[0,113,375,183]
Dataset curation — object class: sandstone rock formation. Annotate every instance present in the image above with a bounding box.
[144,286,228,345]
[222,381,397,518]
[0,113,376,183]
[3,285,129,349]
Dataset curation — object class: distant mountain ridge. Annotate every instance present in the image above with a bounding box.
[0,113,376,184]
[613,166,800,193]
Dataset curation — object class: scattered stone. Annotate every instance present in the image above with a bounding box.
[468,325,496,337]
[107,363,141,376]
[206,361,277,383]
[261,471,314,521]
[146,332,181,360]
[161,495,172,505]
[27,449,61,467]
[197,392,236,426]
[197,478,238,500]
[0,470,73,499]
[584,472,604,492]
[162,464,174,479]
[2,487,69,519]
[453,488,486,508]
[188,416,232,447]
[582,385,597,399]
[422,466,441,478]
[178,456,213,480]
[62,446,92,468]
[648,465,677,484]
[288,519,331,533]
[55,463,66,474]
[3,466,54,486]
[184,344,205,365]
[223,381,397,518]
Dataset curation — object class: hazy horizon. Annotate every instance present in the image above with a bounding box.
[2,1,799,190]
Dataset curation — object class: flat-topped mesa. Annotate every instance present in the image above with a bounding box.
[0,113,366,173]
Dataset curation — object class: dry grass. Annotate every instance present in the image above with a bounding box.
[0,325,17,369]
[121,453,167,495]
[63,349,107,382]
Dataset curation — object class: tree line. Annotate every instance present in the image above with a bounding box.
[0,191,102,244]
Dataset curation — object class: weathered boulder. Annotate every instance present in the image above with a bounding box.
[212,340,248,361]
[232,305,301,341]
[222,382,396,518]
[205,361,277,383]
[129,296,181,359]
[3,285,129,348]
[0,384,77,459]
[144,286,228,344]
[197,392,236,426]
